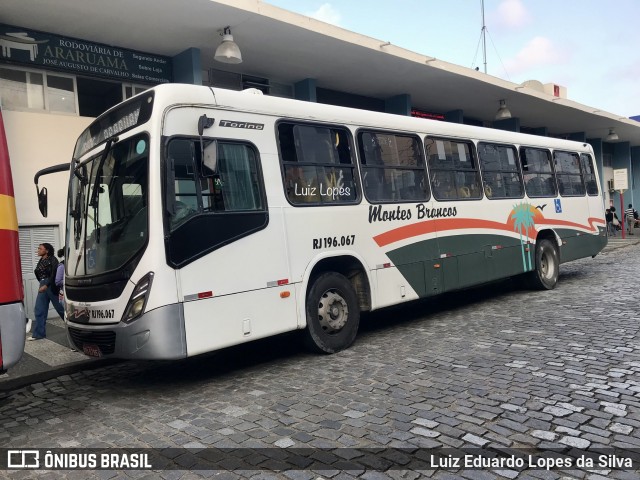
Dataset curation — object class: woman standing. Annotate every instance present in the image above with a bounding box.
[55,248,65,305]
[30,242,63,340]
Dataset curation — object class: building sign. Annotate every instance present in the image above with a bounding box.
[0,24,172,84]
[411,108,445,121]
[613,168,628,191]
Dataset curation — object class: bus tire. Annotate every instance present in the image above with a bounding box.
[527,238,559,290]
[304,272,360,354]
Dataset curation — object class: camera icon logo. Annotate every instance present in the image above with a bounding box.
[7,450,40,469]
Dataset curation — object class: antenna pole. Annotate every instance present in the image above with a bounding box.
[481,0,487,73]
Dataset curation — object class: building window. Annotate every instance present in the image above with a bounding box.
[477,142,524,199]
[0,65,158,116]
[0,67,44,110]
[357,130,428,203]
[123,83,148,99]
[47,74,76,113]
[425,137,482,201]
[0,66,77,114]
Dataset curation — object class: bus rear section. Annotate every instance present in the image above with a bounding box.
[0,104,27,372]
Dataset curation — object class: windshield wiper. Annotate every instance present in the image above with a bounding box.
[72,164,88,249]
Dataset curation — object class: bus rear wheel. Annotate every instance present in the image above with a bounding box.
[304,272,359,354]
[527,238,559,290]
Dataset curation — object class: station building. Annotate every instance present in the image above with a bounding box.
[2,0,640,316]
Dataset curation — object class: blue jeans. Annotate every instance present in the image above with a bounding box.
[33,280,64,338]
[47,286,64,319]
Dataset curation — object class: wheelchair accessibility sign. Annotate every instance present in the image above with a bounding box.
[554,199,562,213]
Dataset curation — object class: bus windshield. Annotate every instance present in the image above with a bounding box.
[66,133,149,278]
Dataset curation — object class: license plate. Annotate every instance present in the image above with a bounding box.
[83,344,102,357]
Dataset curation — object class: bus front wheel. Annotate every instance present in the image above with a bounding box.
[304,272,360,354]
[528,238,559,290]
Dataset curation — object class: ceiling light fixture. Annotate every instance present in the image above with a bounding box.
[214,26,242,64]
[605,128,619,142]
[495,99,511,120]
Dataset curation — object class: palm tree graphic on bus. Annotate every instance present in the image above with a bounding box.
[510,202,539,271]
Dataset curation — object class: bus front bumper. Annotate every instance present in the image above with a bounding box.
[66,303,187,360]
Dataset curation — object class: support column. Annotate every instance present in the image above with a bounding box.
[630,146,640,208]
[384,94,411,116]
[530,127,548,137]
[172,48,201,85]
[568,132,586,142]
[493,118,520,132]
[444,109,464,123]
[294,78,317,102]
[587,138,604,198]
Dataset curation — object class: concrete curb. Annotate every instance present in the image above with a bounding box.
[0,358,122,393]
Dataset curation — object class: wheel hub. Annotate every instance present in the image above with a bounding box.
[318,290,348,333]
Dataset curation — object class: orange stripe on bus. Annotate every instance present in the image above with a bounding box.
[0,194,18,231]
[374,218,511,247]
[374,216,606,248]
[536,217,605,232]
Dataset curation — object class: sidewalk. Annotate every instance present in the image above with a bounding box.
[2,236,639,392]
[0,316,115,391]
[602,234,640,250]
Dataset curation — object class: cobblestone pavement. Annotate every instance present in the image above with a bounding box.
[1,243,639,480]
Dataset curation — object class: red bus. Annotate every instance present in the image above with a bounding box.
[0,103,27,372]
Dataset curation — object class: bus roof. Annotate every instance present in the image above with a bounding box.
[151,83,594,153]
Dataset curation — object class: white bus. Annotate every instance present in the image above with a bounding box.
[35,84,606,359]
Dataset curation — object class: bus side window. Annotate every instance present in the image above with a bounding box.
[278,122,358,205]
[357,131,427,203]
[478,142,523,200]
[521,147,557,198]
[580,153,599,196]
[217,143,263,211]
[426,137,480,201]
[554,151,585,197]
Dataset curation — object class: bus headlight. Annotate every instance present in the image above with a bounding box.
[122,272,154,324]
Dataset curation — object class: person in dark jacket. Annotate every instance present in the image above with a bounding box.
[55,248,65,305]
[610,206,621,236]
[605,208,614,237]
[30,242,63,340]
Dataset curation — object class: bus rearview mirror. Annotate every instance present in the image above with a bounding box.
[37,186,48,217]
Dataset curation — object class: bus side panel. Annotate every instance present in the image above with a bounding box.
[559,230,607,263]
[179,208,299,355]
[487,236,531,279]
[375,266,422,309]
[379,229,441,303]
[183,287,298,356]
[546,196,606,262]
